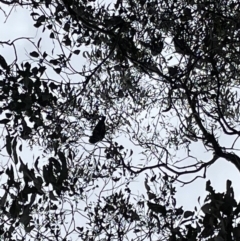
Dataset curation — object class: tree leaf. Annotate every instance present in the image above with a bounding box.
[183,210,194,218]
[6,135,12,156]
[30,51,39,58]
[0,119,10,124]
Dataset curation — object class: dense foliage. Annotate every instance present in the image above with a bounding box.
[0,0,240,240]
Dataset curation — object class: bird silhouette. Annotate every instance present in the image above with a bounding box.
[89,116,106,144]
[173,36,192,56]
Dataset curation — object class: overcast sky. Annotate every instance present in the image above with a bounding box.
[1,2,240,239]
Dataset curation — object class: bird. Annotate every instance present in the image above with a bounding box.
[89,116,106,144]
[173,36,192,56]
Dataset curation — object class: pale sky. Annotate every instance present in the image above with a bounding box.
[0,2,240,240]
